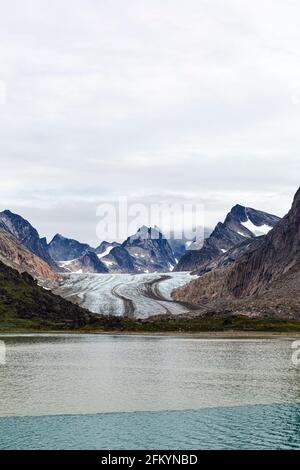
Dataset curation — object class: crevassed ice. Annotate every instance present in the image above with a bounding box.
[58,272,196,319]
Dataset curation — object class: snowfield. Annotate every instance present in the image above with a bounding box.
[241,219,273,236]
[54,272,196,319]
[97,245,114,259]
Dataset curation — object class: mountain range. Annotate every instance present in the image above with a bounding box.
[0,204,281,280]
[1,187,300,324]
[48,225,178,274]
[0,210,183,276]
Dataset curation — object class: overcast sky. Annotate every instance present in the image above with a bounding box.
[0,0,299,245]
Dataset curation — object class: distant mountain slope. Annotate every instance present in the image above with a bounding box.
[101,245,137,273]
[182,227,213,252]
[168,238,188,261]
[59,251,109,274]
[175,205,280,272]
[45,226,178,274]
[0,210,58,270]
[47,233,93,261]
[95,241,120,256]
[193,236,258,276]
[167,229,212,262]
[0,229,57,282]
[173,187,300,319]
[0,260,95,329]
[121,226,176,273]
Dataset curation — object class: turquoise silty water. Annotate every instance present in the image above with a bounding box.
[0,334,299,449]
[0,403,300,450]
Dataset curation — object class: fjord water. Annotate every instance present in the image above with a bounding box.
[0,334,299,449]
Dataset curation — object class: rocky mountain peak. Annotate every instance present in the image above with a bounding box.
[122,226,176,272]
[229,204,248,221]
[0,210,58,270]
[47,233,93,261]
[175,203,280,272]
[132,225,162,240]
[52,233,66,241]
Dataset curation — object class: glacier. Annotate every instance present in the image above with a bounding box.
[54,272,196,319]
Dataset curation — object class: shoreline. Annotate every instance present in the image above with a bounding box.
[1,329,300,339]
[2,313,300,337]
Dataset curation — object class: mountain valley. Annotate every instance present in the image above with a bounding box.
[0,189,299,325]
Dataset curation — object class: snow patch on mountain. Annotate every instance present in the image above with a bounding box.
[97,245,114,259]
[241,220,273,236]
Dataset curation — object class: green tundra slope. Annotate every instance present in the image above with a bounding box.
[0,260,95,330]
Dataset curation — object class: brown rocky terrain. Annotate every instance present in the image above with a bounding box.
[0,229,57,283]
[172,187,300,319]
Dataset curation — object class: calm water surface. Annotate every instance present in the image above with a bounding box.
[0,334,299,449]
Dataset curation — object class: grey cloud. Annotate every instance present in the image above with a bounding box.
[0,0,299,244]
